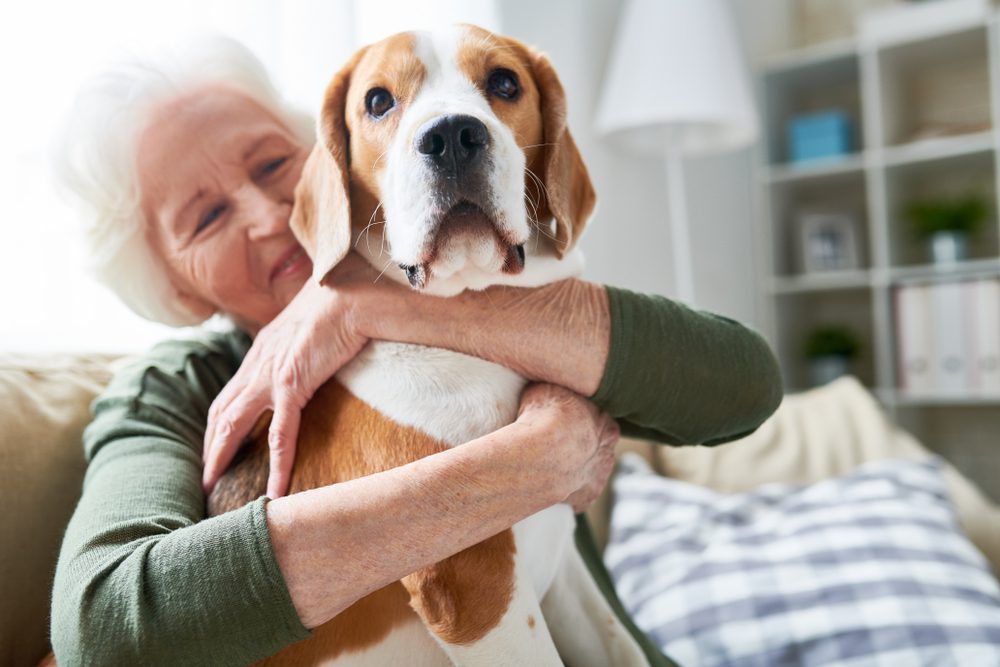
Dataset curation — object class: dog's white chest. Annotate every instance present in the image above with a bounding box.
[335,341,526,446]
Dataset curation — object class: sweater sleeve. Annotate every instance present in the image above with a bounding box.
[50,330,311,667]
[591,286,783,446]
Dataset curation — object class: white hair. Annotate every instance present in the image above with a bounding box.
[52,35,316,327]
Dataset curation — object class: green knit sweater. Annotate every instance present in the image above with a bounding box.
[51,286,783,666]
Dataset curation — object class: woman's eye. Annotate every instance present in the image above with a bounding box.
[260,156,288,176]
[196,203,226,234]
[487,69,520,100]
[365,87,395,119]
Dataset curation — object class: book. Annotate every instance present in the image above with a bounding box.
[970,278,1000,395]
[929,281,972,395]
[895,284,934,395]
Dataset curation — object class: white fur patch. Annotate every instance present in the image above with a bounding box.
[336,342,525,447]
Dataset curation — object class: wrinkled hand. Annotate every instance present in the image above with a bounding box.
[202,252,383,499]
[516,383,620,513]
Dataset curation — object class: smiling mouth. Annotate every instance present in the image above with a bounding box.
[271,247,307,281]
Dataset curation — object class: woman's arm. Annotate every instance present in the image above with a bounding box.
[203,252,783,497]
[270,383,619,629]
[356,279,783,445]
[52,333,617,664]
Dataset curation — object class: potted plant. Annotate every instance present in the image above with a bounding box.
[804,325,860,386]
[905,194,988,264]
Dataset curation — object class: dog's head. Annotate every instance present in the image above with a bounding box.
[291,24,594,295]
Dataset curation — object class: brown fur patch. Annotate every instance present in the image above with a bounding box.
[455,25,594,257]
[255,582,419,666]
[212,378,517,661]
[341,33,427,252]
[402,528,517,646]
[455,26,545,176]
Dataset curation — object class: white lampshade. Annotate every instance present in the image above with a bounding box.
[595,0,758,156]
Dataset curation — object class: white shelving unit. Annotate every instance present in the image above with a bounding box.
[756,11,1000,499]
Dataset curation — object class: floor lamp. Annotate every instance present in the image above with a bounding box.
[595,0,758,305]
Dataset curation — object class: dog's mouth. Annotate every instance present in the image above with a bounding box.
[398,200,525,289]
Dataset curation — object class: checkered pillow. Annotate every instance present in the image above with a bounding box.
[605,455,1000,667]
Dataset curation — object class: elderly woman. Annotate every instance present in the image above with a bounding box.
[50,36,782,666]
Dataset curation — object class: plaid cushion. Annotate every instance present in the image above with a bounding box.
[605,455,1000,667]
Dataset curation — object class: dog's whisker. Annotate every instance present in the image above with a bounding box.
[372,256,396,284]
[529,212,559,244]
[518,142,556,150]
[524,165,549,196]
[524,167,551,219]
[358,201,386,254]
[523,191,540,224]
[525,180,541,211]
[371,148,391,175]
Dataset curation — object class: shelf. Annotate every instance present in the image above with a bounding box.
[872,13,991,55]
[763,37,858,76]
[766,153,866,184]
[876,20,992,148]
[889,257,1000,284]
[771,269,874,294]
[762,45,861,166]
[892,392,1000,407]
[884,148,998,266]
[757,8,1000,501]
[882,131,995,168]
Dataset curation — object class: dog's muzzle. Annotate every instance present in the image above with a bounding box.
[397,113,526,288]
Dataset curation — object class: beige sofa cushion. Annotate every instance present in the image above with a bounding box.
[3,358,997,664]
[0,354,117,667]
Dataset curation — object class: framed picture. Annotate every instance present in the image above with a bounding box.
[797,211,862,273]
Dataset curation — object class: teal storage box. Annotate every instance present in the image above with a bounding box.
[788,111,852,163]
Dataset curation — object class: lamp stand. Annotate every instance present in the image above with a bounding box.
[666,143,696,305]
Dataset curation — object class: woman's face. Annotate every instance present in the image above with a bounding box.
[137,85,312,331]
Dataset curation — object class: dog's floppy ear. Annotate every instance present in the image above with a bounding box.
[290,49,366,284]
[531,51,596,257]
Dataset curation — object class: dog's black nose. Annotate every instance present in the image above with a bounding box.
[414,114,489,175]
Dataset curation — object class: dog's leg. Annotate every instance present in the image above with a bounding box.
[401,528,562,666]
[540,544,651,667]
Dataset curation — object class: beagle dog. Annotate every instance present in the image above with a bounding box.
[209,25,649,667]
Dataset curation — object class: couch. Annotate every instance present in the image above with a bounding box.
[2,353,998,667]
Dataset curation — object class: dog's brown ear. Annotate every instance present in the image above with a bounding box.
[290,49,366,284]
[531,51,596,257]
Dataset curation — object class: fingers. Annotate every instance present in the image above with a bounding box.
[201,394,268,496]
[266,405,302,499]
[203,367,260,460]
[566,412,620,513]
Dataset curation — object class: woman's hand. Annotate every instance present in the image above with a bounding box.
[516,383,620,512]
[202,252,385,499]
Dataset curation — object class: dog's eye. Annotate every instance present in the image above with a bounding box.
[487,69,520,100]
[366,88,395,119]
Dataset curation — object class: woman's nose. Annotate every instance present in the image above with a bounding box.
[240,185,292,240]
